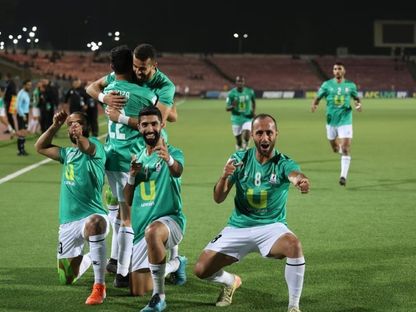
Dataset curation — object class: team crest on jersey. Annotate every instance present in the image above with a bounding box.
[156,161,162,172]
[269,173,277,184]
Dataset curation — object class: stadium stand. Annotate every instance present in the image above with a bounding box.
[314,56,415,91]
[1,51,415,94]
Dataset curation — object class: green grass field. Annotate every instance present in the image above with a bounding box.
[0,98,415,312]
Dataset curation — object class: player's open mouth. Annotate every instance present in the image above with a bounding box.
[145,133,155,139]
[260,142,269,150]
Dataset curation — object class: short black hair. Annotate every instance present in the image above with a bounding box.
[22,79,31,85]
[133,43,157,61]
[110,45,133,74]
[252,113,277,130]
[334,62,345,67]
[138,105,162,123]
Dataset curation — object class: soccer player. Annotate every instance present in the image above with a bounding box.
[86,43,182,281]
[34,111,108,305]
[194,114,309,312]
[102,45,158,287]
[86,43,177,125]
[311,62,362,186]
[226,75,256,151]
[124,106,187,311]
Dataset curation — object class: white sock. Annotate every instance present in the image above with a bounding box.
[149,263,166,299]
[204,269,235,287]
[110,218,120,260]
[77,252,92,278]
[117,226,134,276]
[285,257,305,309]
[107,205,119,224]
[341,155,351,178]
[165,257,180,276]
[7,124,14,132]
[169,245,179,260]
[89,234,107,284]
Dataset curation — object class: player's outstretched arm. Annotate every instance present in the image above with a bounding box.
[34,111,67,161]
[155,102,172,124]
[166,102,177,122]
[311,98,320,112]
[86,76,108,100]
[353,96,362,112]
[213,159,239,203]
[288,171,310,194]
[86,76,126,109]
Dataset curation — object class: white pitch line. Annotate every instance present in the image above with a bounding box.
[0,133,108,185]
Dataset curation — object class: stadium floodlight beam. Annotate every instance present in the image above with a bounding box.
[32,26,37,32]
[13,39,18,44]
[98,41,102,46]
[26,38,31,43]
[9,35,13,39]
[115,31,120,36]
[34,38,39,43]
[29,31,35,38]
[22,27,27,32]
[108,32,112,37]
[17,35,22,39]
[114,36,120,41]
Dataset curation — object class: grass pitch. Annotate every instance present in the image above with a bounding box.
[0,98,415,311]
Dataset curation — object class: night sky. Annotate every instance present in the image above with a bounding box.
[1,0,415,54]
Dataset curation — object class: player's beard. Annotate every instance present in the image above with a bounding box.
[143,130,160,147]
[255,139,275,157]
[69,134,77,144]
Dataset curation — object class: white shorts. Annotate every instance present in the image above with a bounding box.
[326,124,353,140]
[204,222,293,260]
[131,216,183,271]
[232,121,252,136]
[0,107,5,117]
[106,171,128,202]
[32,107,40,118]
[57,214,110,259]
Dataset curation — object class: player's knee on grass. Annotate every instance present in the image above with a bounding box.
[57,258,78,285]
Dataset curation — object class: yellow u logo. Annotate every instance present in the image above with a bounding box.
[140,181,156,201]
[65,164,74,181]
[246,189,267,209]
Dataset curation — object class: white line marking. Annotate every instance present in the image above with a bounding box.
[0,133,107,185]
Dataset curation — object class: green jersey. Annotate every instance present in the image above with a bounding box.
[58,137,107,224]
[0,97,4,109]
[317,78,359,126]
[106,69,175,106]
[32,87,40,108]
[227,148,300,228]
[103,79,157,172]
[131,145,186,243]
[226,87,255,125]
